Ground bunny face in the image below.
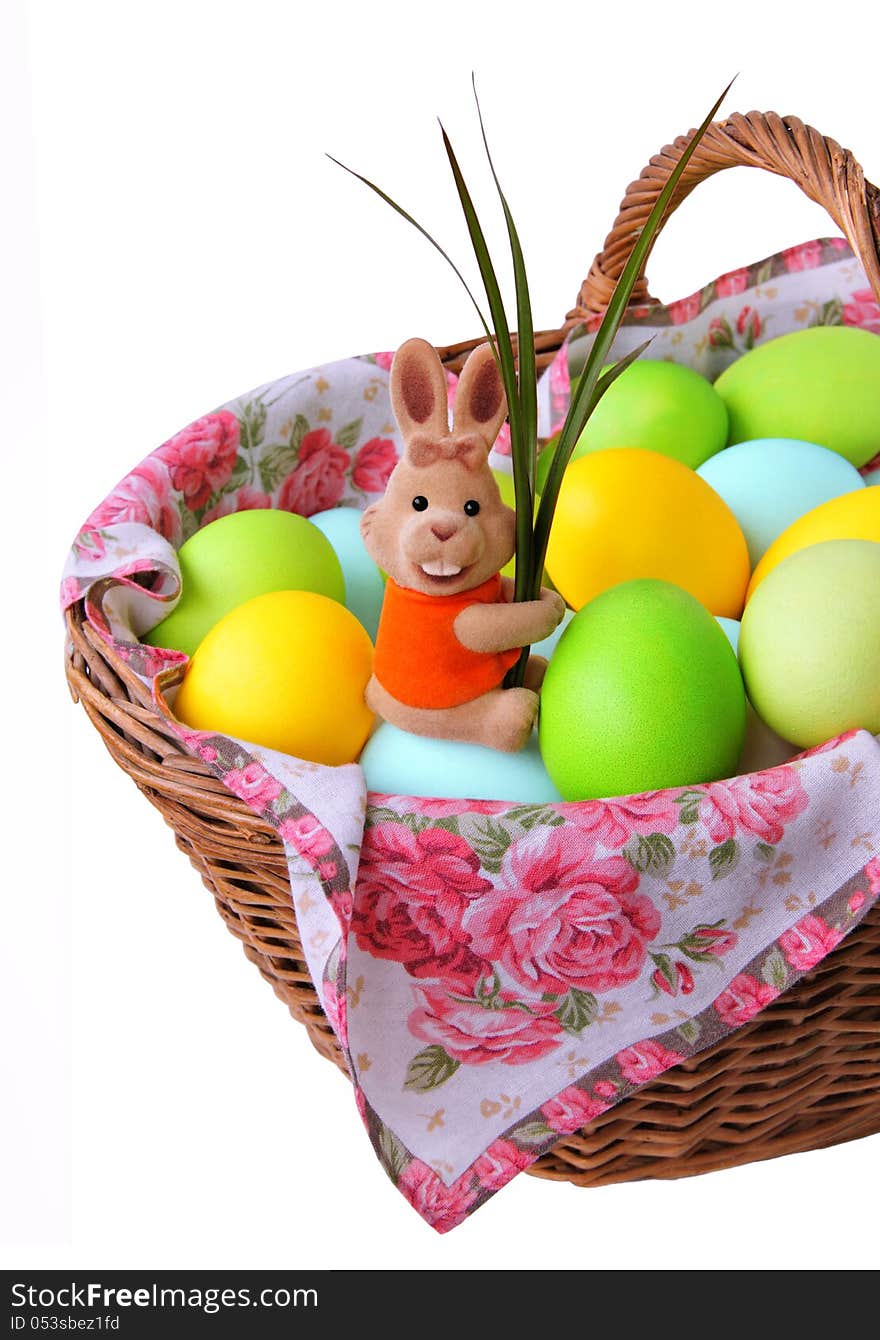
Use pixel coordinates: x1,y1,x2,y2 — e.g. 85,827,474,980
360,338,515,597
362,451,515,595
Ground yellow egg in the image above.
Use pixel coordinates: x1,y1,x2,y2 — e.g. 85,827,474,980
174,590,374,765
747,487,880,599
545,447,750,616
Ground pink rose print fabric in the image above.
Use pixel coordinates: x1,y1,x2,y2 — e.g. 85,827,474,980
844,288,880,335
352,437,399,492
278,428,351,515
347,743,877,1229
203,485,272,524
716,267,750,298
62,238,880,1232
409,987,564,1065
714,973,780,1027
697,768,808,845
616,1040,685,1085
353,824,491,990
463,829,657,996
84,457,183,550
542,1085,611,1133
157,410,240,511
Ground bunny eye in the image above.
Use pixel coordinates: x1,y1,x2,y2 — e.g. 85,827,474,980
463,499,480,517
412,495,429,512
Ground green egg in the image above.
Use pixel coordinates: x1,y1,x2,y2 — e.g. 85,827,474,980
145,508,344,656
739,539,880,747
539,579,746,800
714,327,880,468
535,439,557,493
570,360,728,469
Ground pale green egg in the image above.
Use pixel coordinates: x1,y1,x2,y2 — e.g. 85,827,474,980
739,539,880,747
714,327,880,468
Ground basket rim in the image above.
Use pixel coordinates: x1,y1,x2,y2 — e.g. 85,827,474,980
64,599,880,1190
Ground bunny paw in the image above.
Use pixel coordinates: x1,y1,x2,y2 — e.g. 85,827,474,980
536,588,567,639
483,688,539,753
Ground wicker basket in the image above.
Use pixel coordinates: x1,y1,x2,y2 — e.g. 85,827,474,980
65,111,880,1187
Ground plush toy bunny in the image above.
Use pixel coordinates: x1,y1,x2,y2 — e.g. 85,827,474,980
360,337,565,753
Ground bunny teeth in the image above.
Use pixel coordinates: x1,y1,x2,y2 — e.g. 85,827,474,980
420,559,463,578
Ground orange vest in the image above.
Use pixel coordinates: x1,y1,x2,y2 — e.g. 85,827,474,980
373,573,519,709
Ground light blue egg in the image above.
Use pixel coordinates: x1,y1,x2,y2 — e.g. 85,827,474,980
697,438,865,568
531,606,575,660
309,506,385,641
360,723,562,803
715,616,741,654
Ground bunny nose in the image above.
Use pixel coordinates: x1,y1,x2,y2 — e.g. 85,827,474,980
431,522,458,542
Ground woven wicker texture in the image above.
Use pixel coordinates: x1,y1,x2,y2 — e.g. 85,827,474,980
66,112,880,1186
571,110,880,321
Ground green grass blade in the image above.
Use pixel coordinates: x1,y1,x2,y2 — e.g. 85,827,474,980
531,337,653,582
437,127,518,400
474,76,535,546
531,80,733,595
570,80,732,425
438,124,533,599
327,153,493,345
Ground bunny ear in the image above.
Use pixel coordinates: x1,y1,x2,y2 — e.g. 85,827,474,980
390,338,450,443
452,343,507,449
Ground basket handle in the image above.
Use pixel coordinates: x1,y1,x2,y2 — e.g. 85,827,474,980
569,110,880,322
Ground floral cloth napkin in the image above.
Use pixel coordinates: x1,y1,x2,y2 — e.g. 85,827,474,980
63,239,880,1231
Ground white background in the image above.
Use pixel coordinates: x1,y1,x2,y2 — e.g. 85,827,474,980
4,0,879,1270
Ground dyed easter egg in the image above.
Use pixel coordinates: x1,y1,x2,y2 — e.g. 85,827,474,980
715,616,741,653
359,723,561,803
545,448,750,616
174,590,374,765
539,579,746,800
309,506,386,641
698,438,865,567
145,509,344,657
864,462,880,487
739,539,880,747
714,327,880,467
747,486,880,598
570,359,728,469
